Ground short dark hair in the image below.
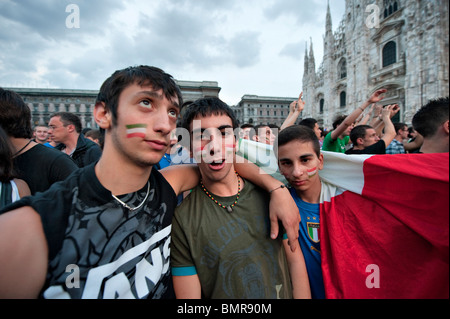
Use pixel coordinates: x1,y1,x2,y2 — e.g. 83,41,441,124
51,112,82,133
412,97,449,138
96,66,182,132
0,88,33,139
84,129,101,140
332,115,347,130
181,97,239,133
275,125,321,158
394,122,407,135
240,123,254,130
299,118,318,131
349,125,372,145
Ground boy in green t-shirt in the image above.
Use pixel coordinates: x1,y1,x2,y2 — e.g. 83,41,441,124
321,115,352,153
322,89,388,153
171,97,311,299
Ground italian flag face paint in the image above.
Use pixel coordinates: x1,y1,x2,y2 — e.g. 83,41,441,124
126,124,147,139
307,167,318,178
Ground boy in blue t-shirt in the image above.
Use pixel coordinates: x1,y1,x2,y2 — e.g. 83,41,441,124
275,125,326,299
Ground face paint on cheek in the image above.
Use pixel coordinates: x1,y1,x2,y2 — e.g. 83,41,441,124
224,144,235,163
193,145,209,162
307,167,318,178
126,124,147,139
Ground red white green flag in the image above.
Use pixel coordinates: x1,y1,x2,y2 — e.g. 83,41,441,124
319,152,449,299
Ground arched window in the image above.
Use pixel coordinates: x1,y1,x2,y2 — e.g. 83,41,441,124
382,41,397,67
338,58,347,79
319,99,325,114
340,91,346,108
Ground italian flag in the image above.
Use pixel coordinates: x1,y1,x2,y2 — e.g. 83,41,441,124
126,124,147,139
319,151,449,299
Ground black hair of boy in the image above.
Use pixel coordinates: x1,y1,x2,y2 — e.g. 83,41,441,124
180,97,239,133
412,97,449,138
96,66,183,133
275,125,321,158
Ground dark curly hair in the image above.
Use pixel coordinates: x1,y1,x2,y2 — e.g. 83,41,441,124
0,126,16,183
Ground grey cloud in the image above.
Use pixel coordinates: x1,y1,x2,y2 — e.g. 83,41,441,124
263,0,325,26
226,31,261,68
126,4,261,69
164,0,241,12
280,41,305,60
0,0,124,41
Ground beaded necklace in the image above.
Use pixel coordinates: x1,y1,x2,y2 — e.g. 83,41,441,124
200,171,241,213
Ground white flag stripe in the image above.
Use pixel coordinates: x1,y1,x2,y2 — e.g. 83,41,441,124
127,128,147,135
319,151,371,195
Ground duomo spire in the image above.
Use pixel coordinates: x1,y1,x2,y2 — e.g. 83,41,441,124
301,1,448,129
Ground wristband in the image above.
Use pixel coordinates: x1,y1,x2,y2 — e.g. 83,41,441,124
269,184,286,194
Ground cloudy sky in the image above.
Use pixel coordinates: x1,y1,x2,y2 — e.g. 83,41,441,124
0,0,345,105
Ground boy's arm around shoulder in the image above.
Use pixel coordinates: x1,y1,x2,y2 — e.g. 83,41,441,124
160,164,200,196
0,206,48,298
234,156,301,252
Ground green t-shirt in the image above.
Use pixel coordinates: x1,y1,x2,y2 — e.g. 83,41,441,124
171,180,293,299
322,131,350,153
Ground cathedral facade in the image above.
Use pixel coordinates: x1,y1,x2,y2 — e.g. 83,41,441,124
302,0,449,129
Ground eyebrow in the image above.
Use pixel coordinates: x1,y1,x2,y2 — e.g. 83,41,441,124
279,154,315,162
134,91,180,109
192,125,233,135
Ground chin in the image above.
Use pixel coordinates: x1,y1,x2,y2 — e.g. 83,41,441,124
133,155,163,168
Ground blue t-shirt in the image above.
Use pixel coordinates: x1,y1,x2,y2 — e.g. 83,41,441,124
289,187,325,299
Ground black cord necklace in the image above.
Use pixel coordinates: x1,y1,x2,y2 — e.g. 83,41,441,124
201,171,241,213
13,140,33,157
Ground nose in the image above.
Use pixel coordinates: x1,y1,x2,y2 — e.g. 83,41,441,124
207,130,223,155
292,163,305,178
152,109,173,136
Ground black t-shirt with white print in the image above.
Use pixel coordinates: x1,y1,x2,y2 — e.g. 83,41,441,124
0,163,177,299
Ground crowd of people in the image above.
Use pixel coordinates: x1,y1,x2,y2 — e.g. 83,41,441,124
0,64,448,299
237,88,442,157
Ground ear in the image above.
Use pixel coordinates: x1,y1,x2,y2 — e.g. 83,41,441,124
357,137,364,146
94,102,112,130
443,120,449,135
318,153,325,171
66,124,76,133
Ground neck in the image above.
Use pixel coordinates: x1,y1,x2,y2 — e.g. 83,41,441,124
10,137,35,156
62,133,80,154
202,168,241,197
296,180,322,204
420,139,449,154
395,135,403,142
95,145,152,196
